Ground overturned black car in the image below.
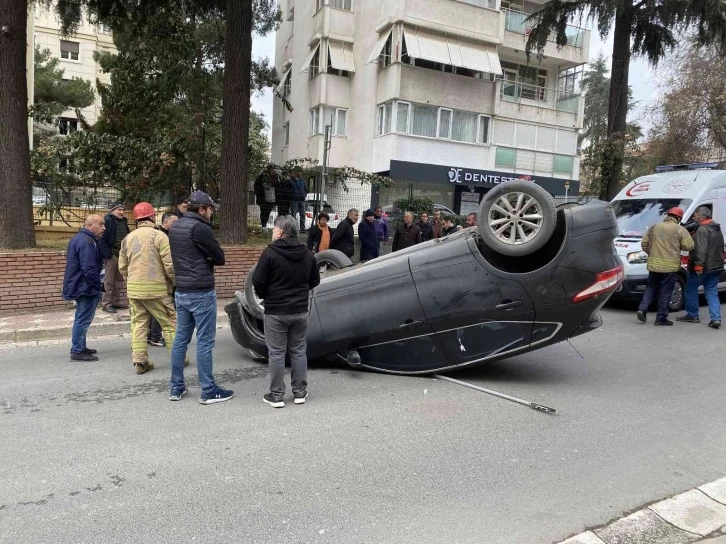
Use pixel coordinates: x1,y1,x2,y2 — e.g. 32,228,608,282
225,181,622,375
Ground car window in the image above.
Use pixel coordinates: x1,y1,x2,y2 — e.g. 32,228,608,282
359,336,447,372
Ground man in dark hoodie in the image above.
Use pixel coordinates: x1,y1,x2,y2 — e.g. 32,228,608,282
330,208,358,258
677,206,724,329
252,215,320,408
99,201,130,313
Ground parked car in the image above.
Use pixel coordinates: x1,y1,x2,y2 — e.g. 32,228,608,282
226,180,622,375
609,162,726,311
264,193,341,230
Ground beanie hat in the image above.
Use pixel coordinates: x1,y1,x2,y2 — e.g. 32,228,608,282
109,201,124,212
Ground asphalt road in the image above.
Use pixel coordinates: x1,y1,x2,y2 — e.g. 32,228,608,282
1,304,726,544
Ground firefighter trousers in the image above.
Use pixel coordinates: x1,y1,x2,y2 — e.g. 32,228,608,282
129,296,176,364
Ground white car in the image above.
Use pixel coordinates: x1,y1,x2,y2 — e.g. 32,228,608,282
265,193,341,230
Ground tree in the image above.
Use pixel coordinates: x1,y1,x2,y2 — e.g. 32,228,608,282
32,46,95,127
0,0,35,248
526,0,726,201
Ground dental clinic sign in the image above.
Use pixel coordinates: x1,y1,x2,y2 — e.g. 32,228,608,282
448,167,534,185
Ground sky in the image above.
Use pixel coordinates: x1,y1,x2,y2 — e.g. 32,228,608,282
250,24,660,138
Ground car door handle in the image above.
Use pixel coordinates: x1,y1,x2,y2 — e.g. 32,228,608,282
399,319,424,329
495,300,523,311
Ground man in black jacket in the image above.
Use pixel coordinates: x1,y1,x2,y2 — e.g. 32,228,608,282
168,191,233,404
677,206,724,328
253,215,320,408
99,201,129,313
392,211,422,252
330,208,358,258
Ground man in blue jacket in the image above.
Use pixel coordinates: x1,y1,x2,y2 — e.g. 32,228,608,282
98,201,129,313
62,215,106,362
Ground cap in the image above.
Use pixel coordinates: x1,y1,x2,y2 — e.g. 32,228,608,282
109,201,124,212
364,209,375,217
189,191,219,209
666,207,684,219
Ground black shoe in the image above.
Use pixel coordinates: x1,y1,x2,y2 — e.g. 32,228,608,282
708,320,722,329
83,347,97,355
148,338,165,347
263,393,285,408
654,319,674,326
102,305,117,314
71,351,99,362
169,388,188,401
676,315,700,323
112,304,129,310
294,392,308,405
636,310,646,323
199,386,234,405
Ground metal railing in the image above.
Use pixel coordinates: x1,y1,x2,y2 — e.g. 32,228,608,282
500,81,580,113
504,10,585,48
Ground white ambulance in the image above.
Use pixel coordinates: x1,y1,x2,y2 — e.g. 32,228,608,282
610,162,726,310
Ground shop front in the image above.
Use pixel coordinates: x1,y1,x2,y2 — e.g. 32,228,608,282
374,160,579,215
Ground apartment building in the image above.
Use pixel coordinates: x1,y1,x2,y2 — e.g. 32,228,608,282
31,3,115,134
272,0,589,215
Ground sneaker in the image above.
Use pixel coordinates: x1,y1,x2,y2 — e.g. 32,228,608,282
169,388,188,401
134,361,154,375
294,392,308,405
148,338,165,347
102,305,117,314
199,387,234,405
708,320,722,329
654,319,674,326
636,310,646,323
82,347,97,355
112,304,129,310
70,351,98,362
263,393,285,408
676,315,700,323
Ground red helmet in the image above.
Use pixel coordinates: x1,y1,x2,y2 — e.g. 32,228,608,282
666,207,684,219
133,202,155,221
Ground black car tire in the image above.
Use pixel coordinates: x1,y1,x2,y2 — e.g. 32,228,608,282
243,264,265,320
557,202,580,210
478,180,557,257
669,274,686,312
315,249,353,274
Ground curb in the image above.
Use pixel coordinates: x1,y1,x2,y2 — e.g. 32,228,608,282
559,477,726,543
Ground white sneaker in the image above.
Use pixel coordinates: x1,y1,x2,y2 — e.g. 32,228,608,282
293,392,308,405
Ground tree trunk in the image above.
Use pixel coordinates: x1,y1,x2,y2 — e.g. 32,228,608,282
602,0,633,201
218,0,252,245
0,1,36,248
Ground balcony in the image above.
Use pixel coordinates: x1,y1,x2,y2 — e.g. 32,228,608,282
496,81,583,128
312,4,355,41
502,10,589,66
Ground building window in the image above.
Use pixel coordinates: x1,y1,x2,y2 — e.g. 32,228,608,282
59,118,78,136
478,115,490,144
284,122,290,146
438,108,453,139
501,0,524,10
335,108,347,136
396,101,410,133
377,101,393,136
451,110,479,143
316,0,325,11
311,106,348,136
378,32,393,71
495,147,517,168
457,0,495,8
287,6,294,20
310,108,320,136
330,0,352,10
282,71,291,96
411,104,438,138
495,147,574,176
553,155,574,175
401,31,491,80
309,48,320,79
60,40,80,61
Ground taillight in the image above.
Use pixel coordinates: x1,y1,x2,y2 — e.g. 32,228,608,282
573,265,624,303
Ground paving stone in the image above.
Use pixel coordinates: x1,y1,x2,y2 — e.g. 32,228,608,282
15,326,62,342
700,478,726,506
0,330,16,343
560,531,606,544
650,489,726,536
595,508,699,544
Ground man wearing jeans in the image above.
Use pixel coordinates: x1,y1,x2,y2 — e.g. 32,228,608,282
678,206,725,329
168,191,233,404
636,208,694,326
252,215,320,408
62,215,105,362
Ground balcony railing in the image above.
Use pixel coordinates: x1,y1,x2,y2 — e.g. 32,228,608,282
504,10,585,48
500,81,580,113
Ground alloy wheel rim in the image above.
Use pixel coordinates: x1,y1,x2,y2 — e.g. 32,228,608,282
488,192,544,246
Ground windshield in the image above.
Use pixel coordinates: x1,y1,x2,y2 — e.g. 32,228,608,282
611,199,692,238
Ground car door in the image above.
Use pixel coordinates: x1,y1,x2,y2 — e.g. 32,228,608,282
409,237,535,368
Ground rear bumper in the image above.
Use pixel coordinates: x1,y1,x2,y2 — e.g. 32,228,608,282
610,275,650,301
570,312,603,338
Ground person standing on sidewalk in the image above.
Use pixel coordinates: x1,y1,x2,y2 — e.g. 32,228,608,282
168,191,233,404
392,212,422,252
62,215,105,362
306,212,333,254
252,215,320,408
677,206,724,329
373,206,389,250
636,207,694,326
418,211,433,242
118,203,178,375
431,209,444,239
148,212,179,347
331,208,358,259
254,165,279,230
173,198,189,219
290,170,308,233
358,209,379,262
99,201,129,314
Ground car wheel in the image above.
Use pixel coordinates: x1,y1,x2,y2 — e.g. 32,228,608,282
478,180,557,257
315,249,353,275
557,202,580,210
243,264,265,320
669,275,686,312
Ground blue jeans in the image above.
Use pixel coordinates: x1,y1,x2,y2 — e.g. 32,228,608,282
71,293,101,353
638,272,677,322
685,270,722,322
170,291,218,395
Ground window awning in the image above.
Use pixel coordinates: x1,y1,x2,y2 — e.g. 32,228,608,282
366,28,393,64
275,68,291,94
299,43,321,74
328,41,356,72
402,27,502,75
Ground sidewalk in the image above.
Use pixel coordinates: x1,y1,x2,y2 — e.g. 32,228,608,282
0,299,232,346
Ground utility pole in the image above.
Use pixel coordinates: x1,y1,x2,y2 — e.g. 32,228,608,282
319,116,333,217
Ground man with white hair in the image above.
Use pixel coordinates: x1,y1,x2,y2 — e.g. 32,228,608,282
392,211,422,252
330,208,359,258
252,215,320,408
